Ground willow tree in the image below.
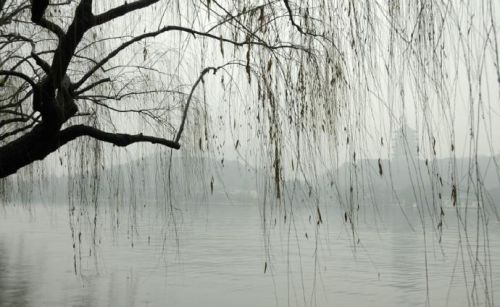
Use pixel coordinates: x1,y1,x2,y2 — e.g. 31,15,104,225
1,0,498,204
0,0,340,180
1,0,499,304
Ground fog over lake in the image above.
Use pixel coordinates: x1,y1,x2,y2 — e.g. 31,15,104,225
2,199,499,307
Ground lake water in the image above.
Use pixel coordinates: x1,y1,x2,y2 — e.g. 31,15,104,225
0,201,499,307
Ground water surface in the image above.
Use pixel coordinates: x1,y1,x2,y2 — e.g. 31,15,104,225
0,202,499,306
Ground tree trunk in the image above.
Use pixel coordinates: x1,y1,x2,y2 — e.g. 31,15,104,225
0,124,65,178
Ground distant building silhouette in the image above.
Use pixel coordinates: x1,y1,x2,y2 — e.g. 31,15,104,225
390,122,419,201
391,122,418,163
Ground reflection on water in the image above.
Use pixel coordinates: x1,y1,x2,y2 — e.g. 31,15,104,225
0,202,499,307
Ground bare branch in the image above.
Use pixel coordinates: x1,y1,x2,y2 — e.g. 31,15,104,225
0,3,29,25
282,0,307,35
77,89,187,101
73,25,305,90
175,63,239,143
0,70,37,88
0,116,31,129
74,77,111,95
0,89,32,111
0,115,40,142
31,51,51,74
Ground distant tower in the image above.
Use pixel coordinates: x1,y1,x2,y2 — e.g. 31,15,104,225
390,119,419,202
391,121,418,163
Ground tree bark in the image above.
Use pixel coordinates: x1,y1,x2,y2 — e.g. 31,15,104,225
0,124,65,178
0,124,180,178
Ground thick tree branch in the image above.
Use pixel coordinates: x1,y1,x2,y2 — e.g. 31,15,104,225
36,18,65,38
93,0,159,26
0,123,56,178
60,125,180,149
50,0,94,87
0,122,179,178
30,0,49,23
